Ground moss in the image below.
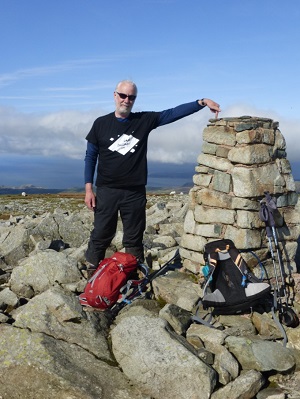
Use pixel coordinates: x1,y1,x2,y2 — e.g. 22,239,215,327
155,296,167,308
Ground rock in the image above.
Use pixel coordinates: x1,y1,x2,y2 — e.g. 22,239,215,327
256,387,286,399
218,314,257,336
1,190,300,398
0,225,30,265
152,271,202,311
187,324,228,346
251,311,284,340
211,344,239,385
152,234,177,248
111,307,217,399
267,370,300,398
12,286,112,360
211,369,265,399
10,250,85,297
0,287,19,310
159,303,192,335
0,324,146,399
225,336,295,372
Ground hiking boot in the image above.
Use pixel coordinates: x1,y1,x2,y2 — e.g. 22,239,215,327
145,252,153,268
82,262,97,279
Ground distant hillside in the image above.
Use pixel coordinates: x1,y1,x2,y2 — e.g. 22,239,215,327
0,185,191,195
1,175,298,196
0,186,84,195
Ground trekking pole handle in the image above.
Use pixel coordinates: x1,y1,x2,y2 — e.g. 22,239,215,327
259,203,269,223
259,203,275,238
264,191,277,227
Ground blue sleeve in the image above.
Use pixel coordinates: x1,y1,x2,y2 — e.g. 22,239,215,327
158,100,204,126
84,142,98,184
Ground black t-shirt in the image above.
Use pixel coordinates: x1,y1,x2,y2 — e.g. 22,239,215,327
86,111,160,187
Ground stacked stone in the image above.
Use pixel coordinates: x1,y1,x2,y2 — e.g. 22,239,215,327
180,116,300,277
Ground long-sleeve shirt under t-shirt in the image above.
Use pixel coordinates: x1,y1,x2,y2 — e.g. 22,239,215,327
85,100,203,188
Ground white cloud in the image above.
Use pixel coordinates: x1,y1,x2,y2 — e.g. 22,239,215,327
0,106,100,159
148,104,300,164
0,103,299,168
224,103,300,162
148,111,208,163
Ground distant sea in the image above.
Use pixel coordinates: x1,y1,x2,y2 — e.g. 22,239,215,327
1,161,299,195
147,176,192,190
0,163,195,195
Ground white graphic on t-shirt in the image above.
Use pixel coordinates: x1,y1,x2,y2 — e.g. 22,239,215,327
108,134,139,155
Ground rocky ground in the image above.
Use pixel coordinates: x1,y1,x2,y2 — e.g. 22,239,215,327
0,191,189,218
1,192,300,399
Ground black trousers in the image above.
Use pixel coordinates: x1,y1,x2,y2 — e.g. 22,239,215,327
85,185,146,266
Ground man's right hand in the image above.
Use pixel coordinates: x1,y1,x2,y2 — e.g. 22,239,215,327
85,183,96,210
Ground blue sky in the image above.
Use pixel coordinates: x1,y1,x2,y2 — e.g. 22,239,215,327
1,0,300,188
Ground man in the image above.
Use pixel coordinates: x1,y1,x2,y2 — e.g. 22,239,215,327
84,79,220,274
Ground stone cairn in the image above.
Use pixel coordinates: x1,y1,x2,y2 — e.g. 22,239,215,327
180,116,300,283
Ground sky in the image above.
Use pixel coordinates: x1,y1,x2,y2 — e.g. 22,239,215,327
1,0,300,188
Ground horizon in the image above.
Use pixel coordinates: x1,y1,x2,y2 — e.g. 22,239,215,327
1,160,300,191
0,161,196,190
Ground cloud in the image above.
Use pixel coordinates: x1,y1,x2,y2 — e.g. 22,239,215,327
148,111,208,163
1,102,299,188
148,104,300,164
224,103,300,161
0,102,299,167
0,104,210,165
0,106,100,159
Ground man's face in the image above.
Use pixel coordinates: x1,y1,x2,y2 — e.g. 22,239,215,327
114,83,137,118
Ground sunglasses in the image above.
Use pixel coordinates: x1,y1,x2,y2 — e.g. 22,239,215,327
115,91,136,101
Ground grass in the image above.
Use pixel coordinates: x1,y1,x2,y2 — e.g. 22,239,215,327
0,192,187,220
0,193,86,219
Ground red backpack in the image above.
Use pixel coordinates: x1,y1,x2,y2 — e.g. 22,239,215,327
79,252,138,310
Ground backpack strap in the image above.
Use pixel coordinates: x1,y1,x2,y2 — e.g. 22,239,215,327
208,251,218,267
215,244,230,253
191,300,217,329
118,263,150,304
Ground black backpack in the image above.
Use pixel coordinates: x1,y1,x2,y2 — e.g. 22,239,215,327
200,239,272,315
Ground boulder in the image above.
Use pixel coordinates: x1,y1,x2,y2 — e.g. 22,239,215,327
111,306,217,399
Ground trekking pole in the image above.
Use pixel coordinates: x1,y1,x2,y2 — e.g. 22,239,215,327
111,249,182,316
259,191,299,328
259,196,283,296
263,192,288,298
147,249,181,283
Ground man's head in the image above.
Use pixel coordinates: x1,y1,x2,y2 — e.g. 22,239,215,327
114,80,138,118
